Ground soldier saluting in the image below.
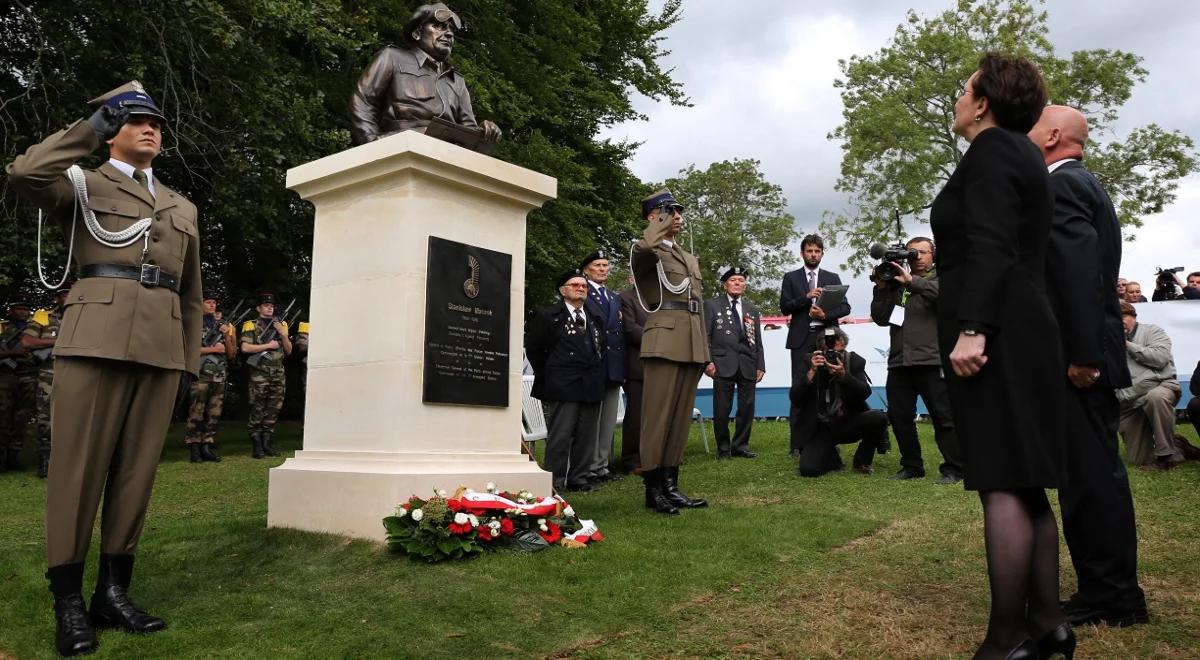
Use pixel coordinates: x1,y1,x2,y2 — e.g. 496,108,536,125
7,82,203,656
240,293,292,458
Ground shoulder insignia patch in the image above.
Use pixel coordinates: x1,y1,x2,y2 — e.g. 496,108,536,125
242,320,257,332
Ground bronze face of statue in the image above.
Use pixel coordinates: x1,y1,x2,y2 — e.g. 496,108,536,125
349,3,501,149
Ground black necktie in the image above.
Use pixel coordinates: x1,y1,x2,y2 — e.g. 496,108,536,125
730,299,741,334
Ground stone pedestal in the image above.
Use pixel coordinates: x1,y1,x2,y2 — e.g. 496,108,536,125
268,131,556,541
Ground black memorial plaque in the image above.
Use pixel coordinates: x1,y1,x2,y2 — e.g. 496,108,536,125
422,236,512,407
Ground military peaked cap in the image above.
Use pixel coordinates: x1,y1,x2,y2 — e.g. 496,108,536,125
6,301,32,310
88,81,166,123
641,188,684,218
258,293,277,305
202,289,220,301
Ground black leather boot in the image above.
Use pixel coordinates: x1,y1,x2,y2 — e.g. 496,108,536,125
642,469,678,515
251,432,265,459
90,554,165,633
6,447,24,470
198,443,222,462
662,466,708,508
47,562,98,656
188,443,203,463
38,449,51,478
261,432,280,457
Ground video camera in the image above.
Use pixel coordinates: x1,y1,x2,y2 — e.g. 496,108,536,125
868,242,917,282
1155,266,1184,298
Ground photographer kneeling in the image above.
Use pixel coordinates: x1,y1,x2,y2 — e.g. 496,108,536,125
792,328,888,477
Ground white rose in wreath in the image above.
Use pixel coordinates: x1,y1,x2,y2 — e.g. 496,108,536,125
454,512,469,525
411,508,424,522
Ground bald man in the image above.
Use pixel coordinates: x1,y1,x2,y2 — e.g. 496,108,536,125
1029,106,1148,627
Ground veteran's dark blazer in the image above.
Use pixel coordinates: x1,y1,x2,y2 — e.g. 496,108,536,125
584,282,626,384
703,295,765,380
524,301,606,403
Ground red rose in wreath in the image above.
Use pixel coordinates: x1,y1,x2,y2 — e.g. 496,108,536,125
538,522,562,544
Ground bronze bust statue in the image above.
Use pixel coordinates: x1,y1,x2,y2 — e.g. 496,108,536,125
349,3,502,150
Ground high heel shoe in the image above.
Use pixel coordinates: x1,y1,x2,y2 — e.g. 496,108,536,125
1037,622,1076,659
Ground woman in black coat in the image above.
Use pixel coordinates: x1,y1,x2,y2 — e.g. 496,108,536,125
931,54,1071,660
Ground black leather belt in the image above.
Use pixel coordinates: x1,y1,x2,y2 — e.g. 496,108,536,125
80,264,181,293
659,299,701,314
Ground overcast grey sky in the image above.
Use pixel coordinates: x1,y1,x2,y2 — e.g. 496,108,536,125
600,0,1200,314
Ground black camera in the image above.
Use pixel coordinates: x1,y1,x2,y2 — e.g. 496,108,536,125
868,243,918,281
1155,266,1184,297
823,350,841,366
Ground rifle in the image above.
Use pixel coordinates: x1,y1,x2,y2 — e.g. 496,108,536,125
0,326,26,370
245,299,296,368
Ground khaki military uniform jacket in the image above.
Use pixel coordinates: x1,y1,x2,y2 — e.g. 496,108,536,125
630,217,709,365
6,120,203,376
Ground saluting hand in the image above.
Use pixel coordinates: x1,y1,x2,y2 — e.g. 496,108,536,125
950,332,988,378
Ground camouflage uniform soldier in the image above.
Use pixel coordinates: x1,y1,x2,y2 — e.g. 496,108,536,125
0,301,38,472
21,287,71,477
185,290,237,463
240,293,291,458
294,321,310,390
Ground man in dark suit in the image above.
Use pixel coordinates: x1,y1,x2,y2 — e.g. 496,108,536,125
1030,105,1148,627
704,267,765,458
8,82,203,656
524,270,606,493
580,250,626,485
792,328,887,477
780,234,851,455
618,280,647,474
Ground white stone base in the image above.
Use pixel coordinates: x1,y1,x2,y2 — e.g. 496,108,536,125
267,449,551,542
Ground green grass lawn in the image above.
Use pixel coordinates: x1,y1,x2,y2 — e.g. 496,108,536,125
1,420,1198,658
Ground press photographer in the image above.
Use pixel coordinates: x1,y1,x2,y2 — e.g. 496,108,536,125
1150,268,1200,301
792,328,888,477
870,237,963,484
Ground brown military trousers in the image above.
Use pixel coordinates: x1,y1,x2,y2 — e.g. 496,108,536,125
639,358,702,471
47,357,180,567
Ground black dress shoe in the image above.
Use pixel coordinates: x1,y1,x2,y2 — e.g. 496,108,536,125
1066,603,1149,628
642,469,679,515
188,444,203,463
54,593,99,656
852,464,873,475
731,450,758,458
889,468,925,480
1036,623,1076,659
876,435,891,455
199,444,222,462
1002,639,1037,659
934,472,963,485
89,554,165,634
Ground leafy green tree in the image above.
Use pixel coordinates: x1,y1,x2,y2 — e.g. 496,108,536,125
0,0,686,312
823,0,1198,272
657,159,798,314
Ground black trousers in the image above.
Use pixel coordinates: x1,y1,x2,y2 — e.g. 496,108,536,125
798,410,888,477
712,371,757,454
885,365,963,476
788,344,818,453
618,378,643,472
1188,396,1200,439
1058,385,1146,611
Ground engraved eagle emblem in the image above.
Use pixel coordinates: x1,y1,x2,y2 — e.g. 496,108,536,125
463,254,481,299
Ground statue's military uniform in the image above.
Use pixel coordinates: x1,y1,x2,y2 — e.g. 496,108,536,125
0,313,37,469
23,306,65,472
185,313,234,452
241,317,288,445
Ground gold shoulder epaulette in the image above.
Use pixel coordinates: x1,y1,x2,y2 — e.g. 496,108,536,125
298,322,310,333
241,320,257,332
32,309,51,326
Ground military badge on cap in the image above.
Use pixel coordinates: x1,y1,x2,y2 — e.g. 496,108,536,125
556,269,585,289
721,266,750,282
258,292,276,305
